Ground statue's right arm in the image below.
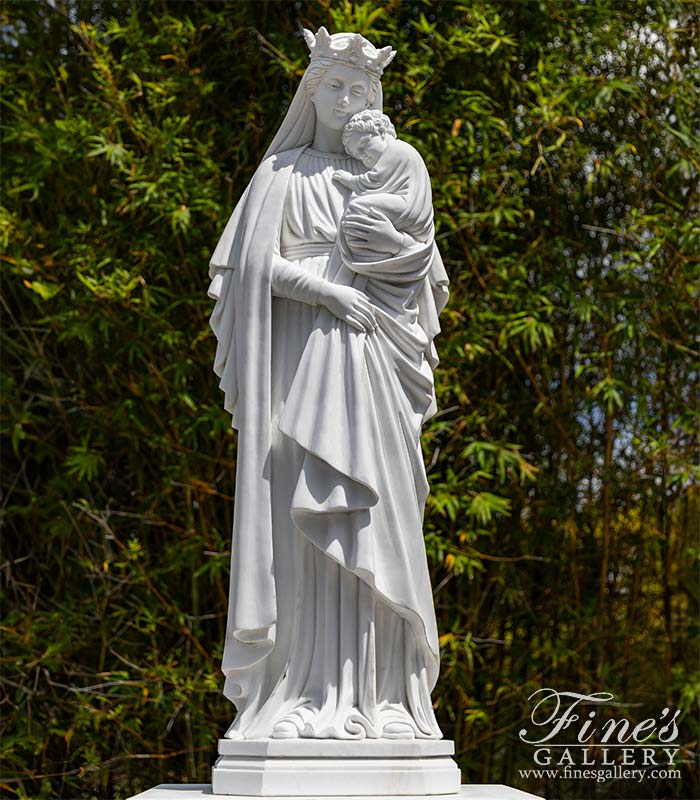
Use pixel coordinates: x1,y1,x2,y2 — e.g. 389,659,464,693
207,253,328,306
271,255,328,306
271,256,377,332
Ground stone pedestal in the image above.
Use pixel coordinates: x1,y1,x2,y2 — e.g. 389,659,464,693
211,739,460,796
128,785,543,799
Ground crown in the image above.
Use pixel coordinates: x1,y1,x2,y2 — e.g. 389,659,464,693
302,27,396,78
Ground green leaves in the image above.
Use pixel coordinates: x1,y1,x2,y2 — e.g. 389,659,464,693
590,375,626,414
498,310,555,353
171,203,191,234
466,491,512,525
77,268,143,302
65,439,104,482
87,133,131,169
25,280,63,300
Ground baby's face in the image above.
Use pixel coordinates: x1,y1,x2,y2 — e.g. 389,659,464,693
345,131,388,168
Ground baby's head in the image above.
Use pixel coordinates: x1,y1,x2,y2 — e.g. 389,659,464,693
342,110,397,168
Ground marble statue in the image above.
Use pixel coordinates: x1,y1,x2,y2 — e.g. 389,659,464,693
207,26,449,748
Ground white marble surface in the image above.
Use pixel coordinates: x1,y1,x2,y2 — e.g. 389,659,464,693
128,785,543,800
211,739,461,795
207,25,450,742
217,738,454,756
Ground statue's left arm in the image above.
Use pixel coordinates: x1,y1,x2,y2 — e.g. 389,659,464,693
343,206,425,259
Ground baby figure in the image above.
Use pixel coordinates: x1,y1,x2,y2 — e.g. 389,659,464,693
333,110,428,262
335,109,400,185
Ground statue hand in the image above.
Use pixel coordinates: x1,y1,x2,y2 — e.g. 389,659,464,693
343,207,403,258
332,170,356,189
320,283,377,332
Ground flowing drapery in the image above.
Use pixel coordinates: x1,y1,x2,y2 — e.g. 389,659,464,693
208,143,448,736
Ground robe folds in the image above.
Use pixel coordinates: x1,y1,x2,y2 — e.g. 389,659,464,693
208,144,449,738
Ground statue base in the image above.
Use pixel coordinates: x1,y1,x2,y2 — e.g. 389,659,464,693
212,738,460,795
127,784,543,799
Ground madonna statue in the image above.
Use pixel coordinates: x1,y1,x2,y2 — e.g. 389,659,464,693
207,27,449,746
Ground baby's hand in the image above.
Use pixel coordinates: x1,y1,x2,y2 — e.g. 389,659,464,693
332,170,356,189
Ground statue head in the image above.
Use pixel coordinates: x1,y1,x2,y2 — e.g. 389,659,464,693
302,28,396,133
263,27,396,159
341,109,397,167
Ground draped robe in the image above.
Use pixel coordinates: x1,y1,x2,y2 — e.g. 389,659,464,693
208,143,449,739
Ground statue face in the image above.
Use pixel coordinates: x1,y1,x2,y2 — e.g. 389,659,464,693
344,131,388,168
311,64,371,131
